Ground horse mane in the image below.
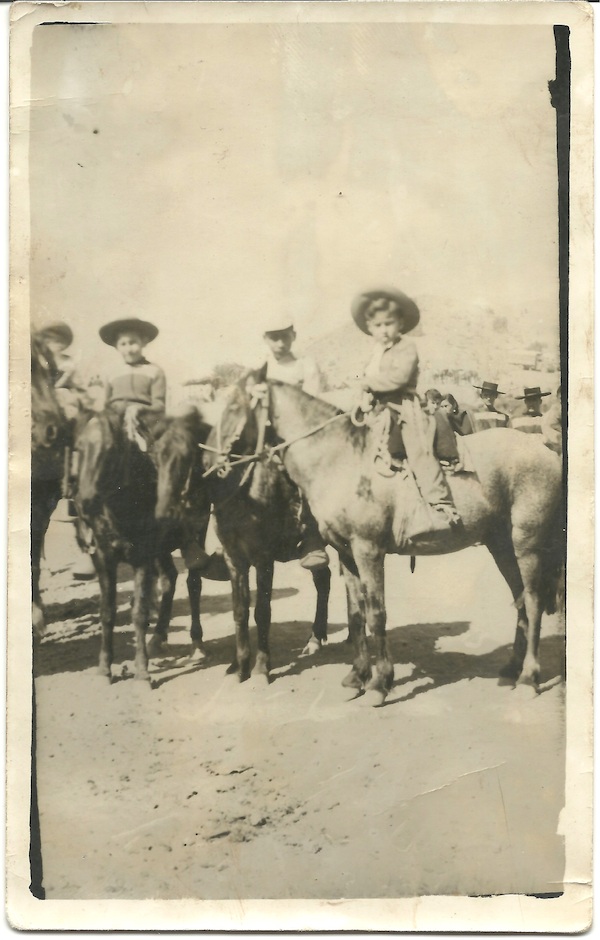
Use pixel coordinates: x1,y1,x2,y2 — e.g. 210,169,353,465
154,407,212,452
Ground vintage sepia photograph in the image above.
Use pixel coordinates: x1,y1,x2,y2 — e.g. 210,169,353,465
7,0,593,931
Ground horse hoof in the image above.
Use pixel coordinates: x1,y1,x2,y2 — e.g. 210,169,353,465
147,637,167,659
361,688,387,708
516,673,540,694
96,671,113,685
225,662,238,676
300,636,321,657
341,670,363,690
189,645,208,663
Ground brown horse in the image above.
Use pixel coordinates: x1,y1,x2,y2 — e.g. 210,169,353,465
74,409,205,683
154,393,331,684
267,381,565,705
31,333,69,637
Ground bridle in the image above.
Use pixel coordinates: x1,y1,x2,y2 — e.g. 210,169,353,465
197,395,352,482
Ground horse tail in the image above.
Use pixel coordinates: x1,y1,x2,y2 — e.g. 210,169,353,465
539,499,566,616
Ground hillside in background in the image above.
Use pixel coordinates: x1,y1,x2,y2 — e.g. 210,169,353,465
302,294,560,406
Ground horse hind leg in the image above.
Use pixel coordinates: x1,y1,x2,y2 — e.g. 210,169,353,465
512,544,544,689
226,560,251,682
252,562,274,683
485,529,533,685
148,554,178,658
131,564,154,683
186,568,208,660
301,565,331,656
96,554,117,683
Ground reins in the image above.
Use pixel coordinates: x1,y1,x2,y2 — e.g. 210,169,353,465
197,408,352,480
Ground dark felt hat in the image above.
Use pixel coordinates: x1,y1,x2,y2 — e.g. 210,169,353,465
38,320,74,348
515,386,551,400
473,381,505,396
99,317,159,347
351,287,420,335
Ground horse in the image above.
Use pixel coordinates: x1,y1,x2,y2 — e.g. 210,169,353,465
266,380,565,705
153,391,331,684
74,408,205,683
31,333,69,638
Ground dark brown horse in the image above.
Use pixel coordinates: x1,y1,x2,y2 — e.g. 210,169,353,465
74,409,206,683
267,381,565,705
31,333,69,637
154,393,331,684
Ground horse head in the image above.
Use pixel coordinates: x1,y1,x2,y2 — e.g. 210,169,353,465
74,411,122,520
205,383,259,472
31,333,69,480
152,408,211,524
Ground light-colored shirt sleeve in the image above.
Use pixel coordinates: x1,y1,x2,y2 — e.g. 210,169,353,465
301,356,323,397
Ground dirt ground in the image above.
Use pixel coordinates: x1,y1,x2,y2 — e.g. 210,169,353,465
33,514,566,901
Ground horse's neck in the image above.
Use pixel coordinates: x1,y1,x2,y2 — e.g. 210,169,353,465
269,383,339,439
268,383,354,491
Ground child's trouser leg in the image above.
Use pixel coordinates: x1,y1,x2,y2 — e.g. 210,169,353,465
399,401,460,526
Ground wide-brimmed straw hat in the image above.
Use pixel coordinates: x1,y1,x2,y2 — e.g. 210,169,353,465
99,317,159,347
351,287,420,335
473,381,505,396
38,320,74,348
515,386,551,400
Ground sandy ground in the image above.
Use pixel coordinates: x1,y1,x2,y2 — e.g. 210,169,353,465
33,515,566,901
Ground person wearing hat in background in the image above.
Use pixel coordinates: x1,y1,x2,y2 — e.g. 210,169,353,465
512,386,551,420
35,320,97,578
471,381,510,431
36,320,90,419
250,315,329,571
353,287,460,534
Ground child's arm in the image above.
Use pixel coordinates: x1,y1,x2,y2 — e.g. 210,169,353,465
302,357,323,397
147,365,167,413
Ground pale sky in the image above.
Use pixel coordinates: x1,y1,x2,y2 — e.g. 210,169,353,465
29,20,560,382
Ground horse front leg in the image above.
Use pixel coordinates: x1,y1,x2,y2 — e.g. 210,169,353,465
95,551,116,682
148,553,177,657
301,566,331,655
225,556,251,682
340,555,371,693
353,541,392,706
253,561,274,683
187,568,207,659
131,563,154,682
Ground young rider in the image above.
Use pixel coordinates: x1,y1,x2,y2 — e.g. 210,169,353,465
352,287,460,534
251,315,329,570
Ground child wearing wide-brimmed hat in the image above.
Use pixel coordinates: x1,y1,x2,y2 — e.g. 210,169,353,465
352,287,460,535
99,317,166,418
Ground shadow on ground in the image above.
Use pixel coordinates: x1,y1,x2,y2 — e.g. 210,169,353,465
34,585,299,678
